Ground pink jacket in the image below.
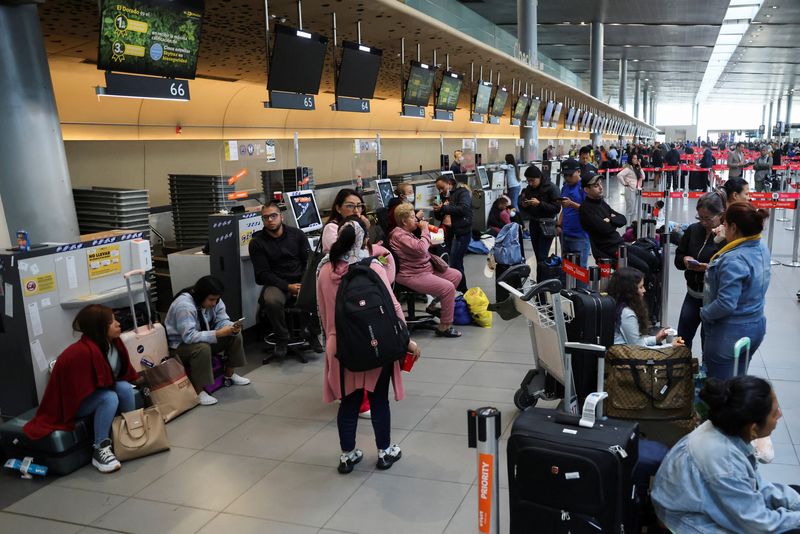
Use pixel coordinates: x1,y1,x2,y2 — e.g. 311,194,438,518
316,259,406,402
388,226,434,279
616,167,644,190
321,222,396,283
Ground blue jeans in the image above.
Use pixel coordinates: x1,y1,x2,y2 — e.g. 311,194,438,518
678,294,704,351
75,381,135,446
449,232,471,292
507,185,521,211
529,222,555,264
702,318,766,380
561,234,591,288
338,365,392,452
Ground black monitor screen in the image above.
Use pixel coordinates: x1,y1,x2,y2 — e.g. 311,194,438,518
404,61,435,107
97,0,204,79
473,82,492,115
526,98,541,122
287,191,322,232
375,179,394,208
512,95,529,120
268,24,328,94
581,111,592,130
436,71,463,111
337,40,382,99
565,107,576,129
571,109,581,129
542,101,555,125
477,166,490,189
550,102,563,127
490,88,509,117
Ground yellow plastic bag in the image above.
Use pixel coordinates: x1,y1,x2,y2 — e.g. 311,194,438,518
464,287,493,328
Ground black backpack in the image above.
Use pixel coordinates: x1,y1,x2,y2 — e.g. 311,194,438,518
334,258,410,374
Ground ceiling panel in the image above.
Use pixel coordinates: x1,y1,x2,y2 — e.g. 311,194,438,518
537,24,720,48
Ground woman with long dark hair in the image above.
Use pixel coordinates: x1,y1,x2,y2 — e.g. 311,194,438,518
165,275,250,406
499,154,521,210
24,304,139,473
607,267,683,347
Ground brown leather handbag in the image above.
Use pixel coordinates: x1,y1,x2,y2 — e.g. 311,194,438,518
111,406,170,462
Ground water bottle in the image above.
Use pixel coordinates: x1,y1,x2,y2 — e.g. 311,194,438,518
356,175,363,192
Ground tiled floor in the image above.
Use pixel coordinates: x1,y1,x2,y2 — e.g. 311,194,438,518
2,176,800,533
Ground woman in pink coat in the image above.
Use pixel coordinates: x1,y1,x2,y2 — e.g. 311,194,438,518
389,203,462,338
317,217,421,474
616,153,645,224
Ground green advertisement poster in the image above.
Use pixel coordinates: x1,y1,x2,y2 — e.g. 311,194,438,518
98,0,204,79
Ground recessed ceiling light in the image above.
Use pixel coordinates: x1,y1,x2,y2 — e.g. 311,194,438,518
580,21,586,25
772,5,778,8
765,13,771,17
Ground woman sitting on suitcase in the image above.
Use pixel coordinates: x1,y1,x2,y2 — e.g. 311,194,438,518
652,376,800,533
164,275,250,407
607,267,684,347
24,304,139,473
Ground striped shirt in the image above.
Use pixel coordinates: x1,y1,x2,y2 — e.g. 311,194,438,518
164,292,233,349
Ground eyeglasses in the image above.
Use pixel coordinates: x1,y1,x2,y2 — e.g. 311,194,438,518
342,202,366,211
262,213,281,221
695,215,718,222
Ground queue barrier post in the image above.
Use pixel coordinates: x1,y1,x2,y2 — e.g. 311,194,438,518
767,207,781,266
776,168,790,222
660,188,670,328
467,407,502,534
784,200,800,268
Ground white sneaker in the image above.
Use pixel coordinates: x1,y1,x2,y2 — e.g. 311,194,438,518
228,373,251,386
198,391,218,406
358,410,372,419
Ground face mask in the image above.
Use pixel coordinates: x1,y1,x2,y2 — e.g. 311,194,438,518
509,209,517,218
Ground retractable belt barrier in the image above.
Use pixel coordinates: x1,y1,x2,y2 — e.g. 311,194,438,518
468,407,502,534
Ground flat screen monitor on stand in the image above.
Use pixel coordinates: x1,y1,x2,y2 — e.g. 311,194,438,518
374,178,395,208
283,190,323,248
476,166,490,190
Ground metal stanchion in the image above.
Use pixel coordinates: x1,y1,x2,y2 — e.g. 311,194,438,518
467,407,502,534
565,252,579,290
588,265,601,292
597,258,612,292
787,171,797,231
776,169,790,222
618,244,628,268
660,189,670,328
767,211,780,266
783,201,800,268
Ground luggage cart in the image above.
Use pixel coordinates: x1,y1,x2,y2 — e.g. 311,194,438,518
498,278,606,414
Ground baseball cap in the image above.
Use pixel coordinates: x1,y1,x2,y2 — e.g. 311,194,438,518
581,172,601,188
561,158,580,175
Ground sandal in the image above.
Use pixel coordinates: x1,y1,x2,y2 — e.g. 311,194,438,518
435,326,462,338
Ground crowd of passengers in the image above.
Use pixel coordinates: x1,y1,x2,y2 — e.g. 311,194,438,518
25,139,800,531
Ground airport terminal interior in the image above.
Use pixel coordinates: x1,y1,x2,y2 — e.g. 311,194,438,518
2,0,800,533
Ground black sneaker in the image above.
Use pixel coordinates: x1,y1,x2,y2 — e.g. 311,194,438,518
338,448,363,474
92,438,121,473
376,444,402,470
308,335,324,353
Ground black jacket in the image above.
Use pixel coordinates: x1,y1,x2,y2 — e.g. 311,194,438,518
248,225,310,292
664,149,681,166
435,185,473,236
674,222,721,293
651,148,663,167
519,176,560,220
579,196,627,259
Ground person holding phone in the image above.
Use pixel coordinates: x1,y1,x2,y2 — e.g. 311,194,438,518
674,193,724,351
557,159,591,279
165,275,250,406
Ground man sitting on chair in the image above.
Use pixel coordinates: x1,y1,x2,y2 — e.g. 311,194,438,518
249,201,323,359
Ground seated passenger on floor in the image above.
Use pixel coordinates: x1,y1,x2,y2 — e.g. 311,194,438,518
164,275,250,406
389,203,462,338
249,201,323,359
607,267,683,347
652,376,800,533
24,304,139,473
486,196,512,237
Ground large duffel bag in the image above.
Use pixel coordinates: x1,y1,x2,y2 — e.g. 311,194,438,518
605,344,697,421
508,407,639,533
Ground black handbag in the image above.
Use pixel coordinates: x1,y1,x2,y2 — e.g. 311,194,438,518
294,240,324,313
537,218,558,238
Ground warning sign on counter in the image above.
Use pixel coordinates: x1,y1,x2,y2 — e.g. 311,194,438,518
87,244,122,279
22,273,57,296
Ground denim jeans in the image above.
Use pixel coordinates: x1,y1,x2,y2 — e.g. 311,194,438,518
561,235,591,288
677,293,704,351
75,381,136,446
449,232,471,292
529,222,555,264
507,185,521,211
702,317,766,380
337,365,392,452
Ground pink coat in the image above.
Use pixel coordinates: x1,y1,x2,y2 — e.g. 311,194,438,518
388,226,434,278
321,222,396,283
316,259,406,402
616,166,644,190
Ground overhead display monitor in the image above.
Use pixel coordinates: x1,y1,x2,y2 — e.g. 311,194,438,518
473,81,493,115
565,107,576,129
581,111,592,130
97,0,204,79
541,100,555,126
490,88,509,117
284,190,323,233
336,40,382,99
435,71,463,111
404,61,436,107
374,179,394,208
571,109,582,129
268,24,328,94
512,94,530,120
526,98,541,122
550,102,564,128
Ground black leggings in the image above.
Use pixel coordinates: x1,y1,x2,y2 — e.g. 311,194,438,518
337,365,392,452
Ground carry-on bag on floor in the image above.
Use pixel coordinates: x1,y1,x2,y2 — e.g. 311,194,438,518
561,288,616,402
120,269,168,373
203,355,226,394
507,405,639,533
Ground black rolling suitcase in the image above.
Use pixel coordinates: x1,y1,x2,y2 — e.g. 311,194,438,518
508,407,639,533
561,288,616,401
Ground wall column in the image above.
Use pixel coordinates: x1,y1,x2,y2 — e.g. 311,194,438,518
590,21,604,146
618,58,627,112
517,0,538,161
0,2,79,245
642,84,649,124
768,100,774,141
785,91,793,140
634,72,641,119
